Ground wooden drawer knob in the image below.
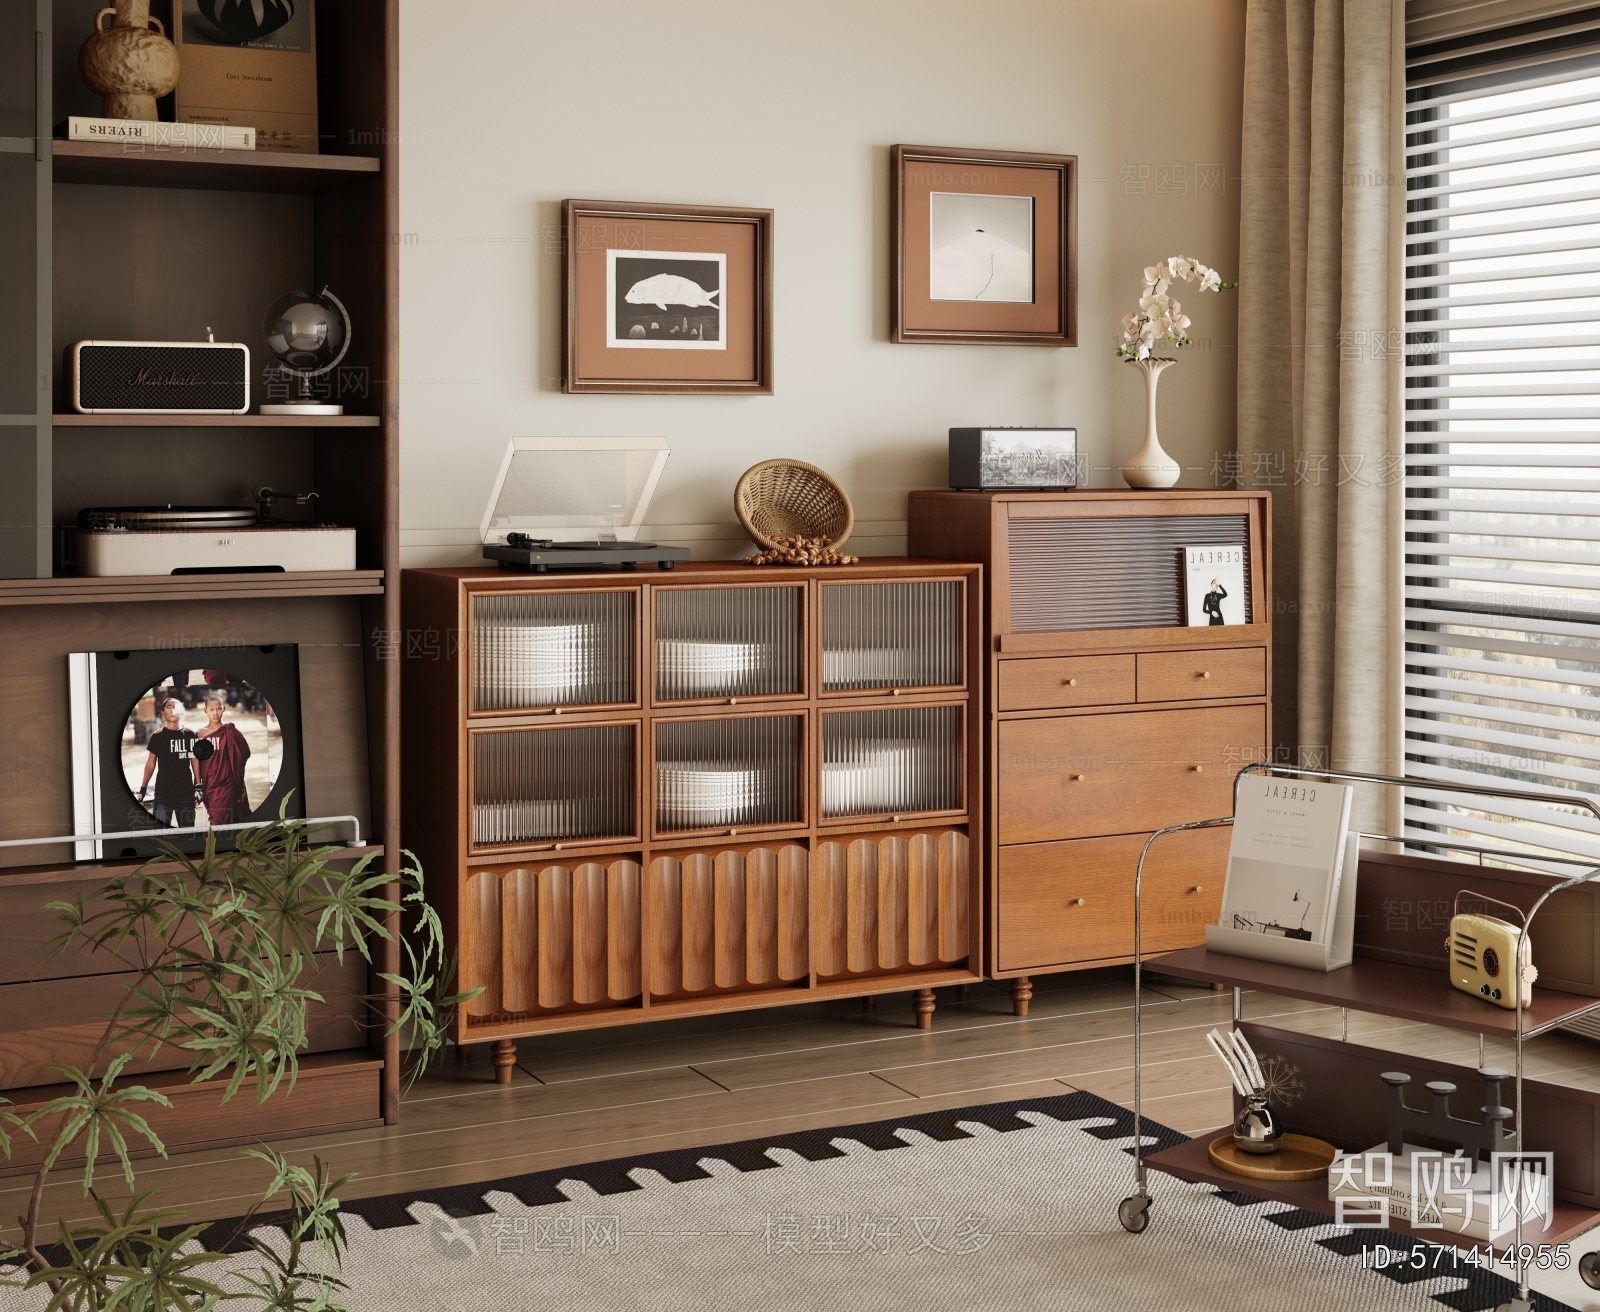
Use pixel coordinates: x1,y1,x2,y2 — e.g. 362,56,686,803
1191,885,1204,894
1074,773,1087,782
553,706,564,715
1073,897,1086,906
890,688,902,696
554,843,564,851
729,828,739,837
729,697,739,705
1193,764,1204,773
1062,677,1077,686
1200,671,1211,680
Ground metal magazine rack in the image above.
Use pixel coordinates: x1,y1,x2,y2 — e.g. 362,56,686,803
1117,763,1600,1312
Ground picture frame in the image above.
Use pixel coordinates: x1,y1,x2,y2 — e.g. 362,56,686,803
890,144,1077,346
563,199,774,394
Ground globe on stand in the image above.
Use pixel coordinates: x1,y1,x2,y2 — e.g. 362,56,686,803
260,287,351,416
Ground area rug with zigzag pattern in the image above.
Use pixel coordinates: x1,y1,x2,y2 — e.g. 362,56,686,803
4,1090,1592,1311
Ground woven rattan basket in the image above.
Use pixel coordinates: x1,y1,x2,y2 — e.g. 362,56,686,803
734,459,854,550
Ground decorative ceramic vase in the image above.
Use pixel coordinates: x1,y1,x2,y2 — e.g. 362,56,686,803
80,0,181,123
1232,1094,1282,1155
1120,357,1182,489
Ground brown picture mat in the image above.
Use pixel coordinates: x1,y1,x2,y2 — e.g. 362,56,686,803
892,144,1076,346
564,200,773,394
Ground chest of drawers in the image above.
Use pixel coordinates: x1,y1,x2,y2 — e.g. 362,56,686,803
908,490,1271,1013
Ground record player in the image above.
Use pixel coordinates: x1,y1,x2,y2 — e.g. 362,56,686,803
479,436,690,572
67,495,356,577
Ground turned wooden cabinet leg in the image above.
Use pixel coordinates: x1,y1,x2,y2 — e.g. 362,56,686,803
1011,976,1033,1017
914,988,936,1030
491,1039,517,1085
957,983,970,1001
861,994,877,1012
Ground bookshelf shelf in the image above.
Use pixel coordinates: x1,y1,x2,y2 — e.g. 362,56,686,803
51,140,380,192
0,570,385,607
1146,944,1600,1038
53,413,381,428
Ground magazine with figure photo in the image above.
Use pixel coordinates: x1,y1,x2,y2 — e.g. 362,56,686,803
68,645,304,860
1184,544,1247,626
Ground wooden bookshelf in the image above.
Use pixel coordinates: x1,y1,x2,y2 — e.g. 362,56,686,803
0,0,403,1148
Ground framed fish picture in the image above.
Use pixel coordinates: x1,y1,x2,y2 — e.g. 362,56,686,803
564,199,773,393
890,145,1077,347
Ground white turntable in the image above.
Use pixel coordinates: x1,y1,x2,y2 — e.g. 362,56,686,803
70,503,356,577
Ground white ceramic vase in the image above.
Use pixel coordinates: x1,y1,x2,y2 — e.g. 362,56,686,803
1120,356,1181,489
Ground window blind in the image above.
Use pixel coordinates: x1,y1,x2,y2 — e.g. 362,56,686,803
1405,13,1600,864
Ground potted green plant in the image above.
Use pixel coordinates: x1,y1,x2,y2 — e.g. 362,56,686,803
0,813,474,1310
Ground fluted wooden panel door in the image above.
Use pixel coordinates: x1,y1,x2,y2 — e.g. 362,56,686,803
812,831,970,978
462,862,642,1021
647,845,809,997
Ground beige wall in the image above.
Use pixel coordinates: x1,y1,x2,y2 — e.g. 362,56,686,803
399,0,1245,566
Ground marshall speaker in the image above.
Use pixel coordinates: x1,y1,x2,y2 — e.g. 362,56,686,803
68,339,250,414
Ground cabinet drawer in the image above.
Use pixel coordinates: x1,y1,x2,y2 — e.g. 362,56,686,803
997,655,1135,711
1137,646,1264,702
996,828,1228,972
996,704,1264,845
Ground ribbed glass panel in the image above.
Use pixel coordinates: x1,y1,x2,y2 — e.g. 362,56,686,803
472,591,634,711
656,716,802,830
472,725,635,846
820,706,962,819
821,581,961,690
655,586,801,699
1007,515,1251,632
1404,52,1600,861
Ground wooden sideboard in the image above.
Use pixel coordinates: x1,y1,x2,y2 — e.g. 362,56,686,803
908,490,1271,1013
402,561,983,1080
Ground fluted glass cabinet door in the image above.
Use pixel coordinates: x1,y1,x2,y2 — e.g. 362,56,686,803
654,583,803,701
820,704,963,820
655,714,804,833
472,590,635,712
820,580,962,692
472,723,637,848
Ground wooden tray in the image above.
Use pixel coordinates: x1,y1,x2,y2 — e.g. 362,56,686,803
1207,1132,1336,1182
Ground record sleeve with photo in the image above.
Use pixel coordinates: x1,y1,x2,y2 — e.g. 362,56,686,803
69,645,304,858
1183,543,1247,626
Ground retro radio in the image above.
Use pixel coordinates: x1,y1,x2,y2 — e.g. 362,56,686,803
1446,890,1537,1010
67,337,250,414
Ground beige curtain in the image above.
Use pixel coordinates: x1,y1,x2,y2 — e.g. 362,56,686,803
1236,0,1406,831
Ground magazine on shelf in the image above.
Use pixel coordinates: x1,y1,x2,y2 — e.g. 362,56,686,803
1183,544,1247,626
1205,777,1356,971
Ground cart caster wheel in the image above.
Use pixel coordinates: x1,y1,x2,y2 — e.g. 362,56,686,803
1118,1195,1151,1233
1580,1250,1600,1289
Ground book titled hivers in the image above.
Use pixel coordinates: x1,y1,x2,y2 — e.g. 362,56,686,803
67,116,255,150
1205,775,1358,972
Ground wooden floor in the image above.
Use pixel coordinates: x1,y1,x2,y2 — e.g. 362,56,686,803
8,966,1600,1232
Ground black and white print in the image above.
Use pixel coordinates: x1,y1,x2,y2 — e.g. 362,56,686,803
607,250,727,350
929,192,1034,303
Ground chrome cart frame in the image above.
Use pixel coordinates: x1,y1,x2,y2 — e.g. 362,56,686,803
1117,763,1600,1312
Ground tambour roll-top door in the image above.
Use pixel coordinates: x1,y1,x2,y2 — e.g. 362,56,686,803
1007,514,1251,632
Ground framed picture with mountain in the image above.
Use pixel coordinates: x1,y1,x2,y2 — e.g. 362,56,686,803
891,144,1077,346
563,199,774,394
